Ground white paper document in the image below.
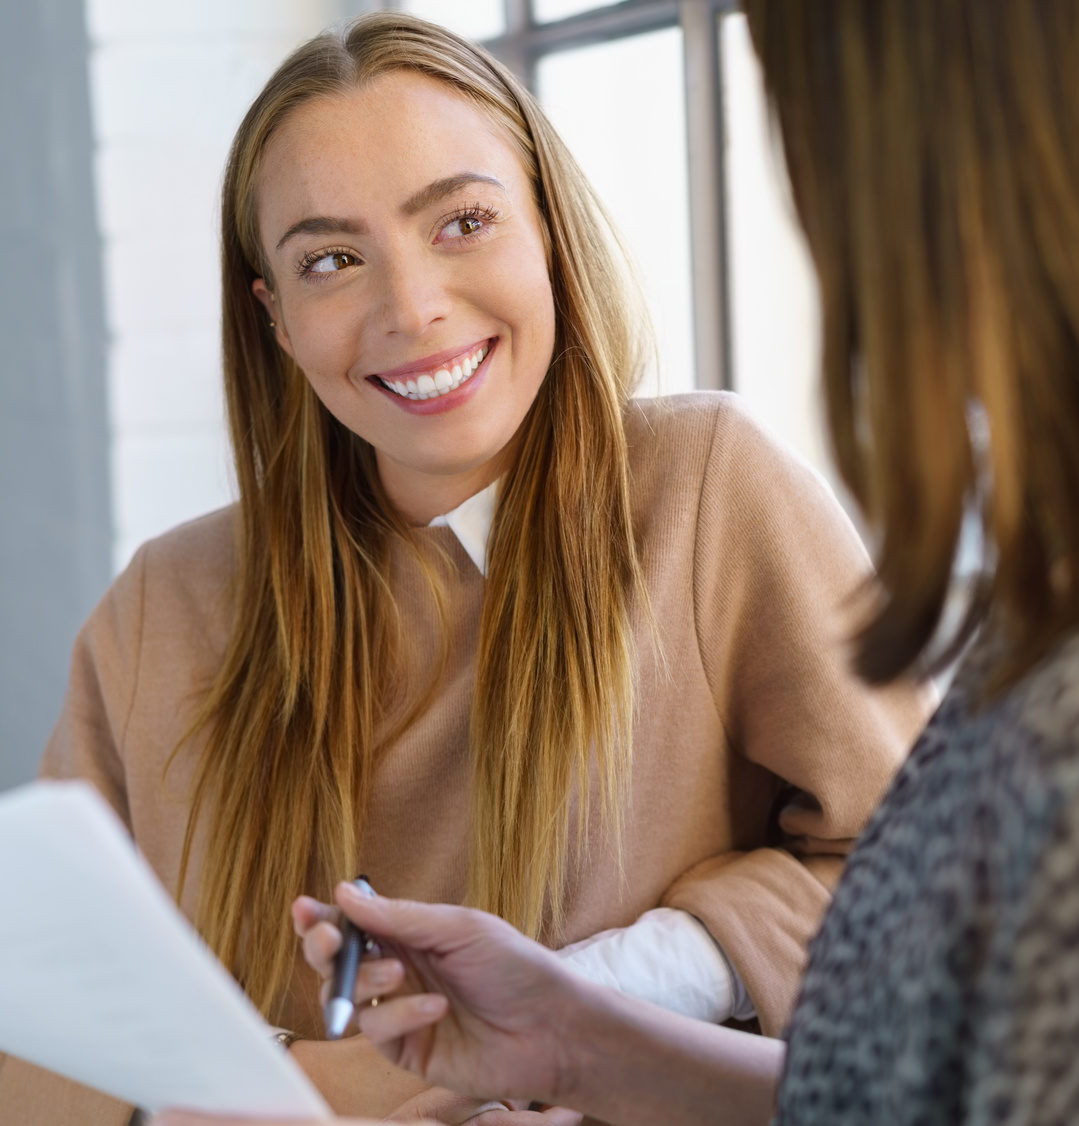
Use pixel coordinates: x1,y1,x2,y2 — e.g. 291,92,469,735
0,780,331,1117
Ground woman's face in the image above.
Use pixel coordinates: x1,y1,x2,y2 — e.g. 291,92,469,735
252,70,556,524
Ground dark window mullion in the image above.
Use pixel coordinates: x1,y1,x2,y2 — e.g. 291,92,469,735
681,0,734,389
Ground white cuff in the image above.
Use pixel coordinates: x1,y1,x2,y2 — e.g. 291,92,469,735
556,907,755,1024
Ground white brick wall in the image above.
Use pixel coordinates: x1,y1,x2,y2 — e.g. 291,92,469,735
87,0,342,570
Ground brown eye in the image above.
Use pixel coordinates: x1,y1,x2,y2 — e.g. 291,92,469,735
439,213,488,241
305,249,359,275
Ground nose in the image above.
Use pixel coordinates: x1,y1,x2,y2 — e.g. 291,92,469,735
374,249,451,336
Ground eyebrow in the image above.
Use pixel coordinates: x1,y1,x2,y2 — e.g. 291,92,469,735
401,172,506,215
274,172,508,251
275,215,366,250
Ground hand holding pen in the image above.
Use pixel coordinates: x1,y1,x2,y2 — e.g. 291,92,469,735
293,885,587,1114
323,875,377,1039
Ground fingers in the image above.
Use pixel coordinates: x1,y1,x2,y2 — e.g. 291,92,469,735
299,918,344,981
389,1087,502,1123
350,956,407,1006
150,1116,336,1125
291,892,419,1016
356,992,448,1045
461,1111,578,1125
291,894,336,936
334,884,507,953
535,1108,583,1125
151,1117,415,1126
292,895,347,983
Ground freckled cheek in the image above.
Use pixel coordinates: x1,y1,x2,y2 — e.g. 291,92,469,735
492,258,556,352
287,306,372,381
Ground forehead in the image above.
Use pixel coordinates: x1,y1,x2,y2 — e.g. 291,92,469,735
255,71,529,225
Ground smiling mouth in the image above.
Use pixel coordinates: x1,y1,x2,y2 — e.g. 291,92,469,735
375,342,490,401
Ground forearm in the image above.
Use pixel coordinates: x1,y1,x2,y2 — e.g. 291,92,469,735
556,980,782,1126
290,1036,428,1117
662,850,831,1036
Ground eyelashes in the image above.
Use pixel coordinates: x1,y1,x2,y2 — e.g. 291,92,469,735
435,204,501,243
292,203,503,282
295,247,359,279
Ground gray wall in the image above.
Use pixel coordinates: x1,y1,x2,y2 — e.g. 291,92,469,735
0,0,111,789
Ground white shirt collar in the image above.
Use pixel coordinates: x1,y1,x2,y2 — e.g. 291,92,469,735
427,479,498,576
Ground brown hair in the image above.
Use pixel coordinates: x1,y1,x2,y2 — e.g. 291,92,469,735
744,0,1079,687
175,12,650,1021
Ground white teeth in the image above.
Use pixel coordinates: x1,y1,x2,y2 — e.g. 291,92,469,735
382,343,489,401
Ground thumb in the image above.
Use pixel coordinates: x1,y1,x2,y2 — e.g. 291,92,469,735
334,887,499,954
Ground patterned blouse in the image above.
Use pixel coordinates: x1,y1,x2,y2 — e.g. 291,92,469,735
776,628,1079,1124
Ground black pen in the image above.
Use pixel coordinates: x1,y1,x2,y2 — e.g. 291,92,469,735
324,874,376,1039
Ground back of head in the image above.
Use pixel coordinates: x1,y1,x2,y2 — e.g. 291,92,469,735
745,0,1079,687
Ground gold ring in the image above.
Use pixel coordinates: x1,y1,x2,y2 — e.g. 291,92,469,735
369,996,380,1008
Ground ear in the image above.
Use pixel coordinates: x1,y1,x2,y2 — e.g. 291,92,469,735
252,277,294,358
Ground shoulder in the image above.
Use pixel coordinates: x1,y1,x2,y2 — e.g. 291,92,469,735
91,505,240,652
625,390,756,456
968,635,1079,1105
952,631,1079,821
134,504,240,584
625,391,858,549
991,634,1079,859
625,391,834,501
1016,642,1079,936
898,632,1079,920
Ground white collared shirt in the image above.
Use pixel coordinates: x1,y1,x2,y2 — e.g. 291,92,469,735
427,479,499,576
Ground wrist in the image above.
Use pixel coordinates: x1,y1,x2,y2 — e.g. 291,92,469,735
289,1035,429,1116
557,984,783,1126
548,974,634,1111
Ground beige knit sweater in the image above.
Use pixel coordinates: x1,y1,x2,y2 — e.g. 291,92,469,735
0,393,929,1123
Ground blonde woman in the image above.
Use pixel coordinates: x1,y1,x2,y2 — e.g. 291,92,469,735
0,13,926,1125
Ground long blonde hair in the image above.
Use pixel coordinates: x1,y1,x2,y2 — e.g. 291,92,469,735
745,0,1079,689
178,12,650,1020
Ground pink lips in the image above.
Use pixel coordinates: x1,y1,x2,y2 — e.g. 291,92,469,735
367,338,495,415
374,338,491,384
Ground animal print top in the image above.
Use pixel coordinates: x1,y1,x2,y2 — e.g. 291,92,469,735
775,628,1079,1124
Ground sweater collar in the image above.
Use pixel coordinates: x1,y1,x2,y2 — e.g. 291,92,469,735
426,479,498,576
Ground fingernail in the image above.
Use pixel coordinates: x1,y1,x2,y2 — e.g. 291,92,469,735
418,995,445,1015
340,878,377,904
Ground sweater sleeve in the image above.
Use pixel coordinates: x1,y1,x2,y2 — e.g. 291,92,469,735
37,544,149,814
662,398,931,1036
0,553,150,1126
